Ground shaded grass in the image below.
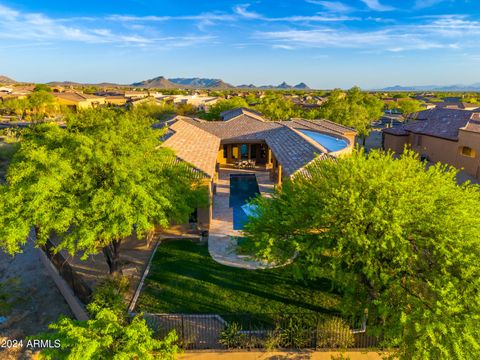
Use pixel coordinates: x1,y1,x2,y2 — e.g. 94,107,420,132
137,240,341,325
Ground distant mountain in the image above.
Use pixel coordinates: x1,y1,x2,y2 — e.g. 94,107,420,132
381,83,480,91
169,77,235,89
132,76,311,89
0,75,16,84
293,82,310,90
255,82,311,90
131,76,178,89
237,84,257,89
47,81,127,88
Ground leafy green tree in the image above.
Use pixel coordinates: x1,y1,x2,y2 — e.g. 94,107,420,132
175,102,196,116
27,90,55,117
245,149,480,359
33,84,53,92
2,98,29,119
0,108,208,273
319,87,384,145
35,276,179,360
200,97,248,120
397,98,422,120
253,94,299,120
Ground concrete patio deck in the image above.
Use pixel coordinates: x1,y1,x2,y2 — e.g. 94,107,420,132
208,167,276,269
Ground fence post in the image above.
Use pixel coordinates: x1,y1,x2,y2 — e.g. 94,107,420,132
181,315,185,346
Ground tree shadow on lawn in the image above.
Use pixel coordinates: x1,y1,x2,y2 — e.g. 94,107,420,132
143,241,340,316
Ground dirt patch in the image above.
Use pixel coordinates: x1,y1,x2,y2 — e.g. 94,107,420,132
0,239,72,358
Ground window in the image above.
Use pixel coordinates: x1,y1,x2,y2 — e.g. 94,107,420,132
223,144,228,158
459,146,475,158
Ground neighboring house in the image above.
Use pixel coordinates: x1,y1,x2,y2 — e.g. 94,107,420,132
104,96,128,106
124,91,149,99
162,107,356,230
383,108,480,180
170,95,219,111
436,102,479,111
53,92,105,110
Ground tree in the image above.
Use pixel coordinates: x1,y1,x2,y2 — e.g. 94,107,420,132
33,84,53,93
0,108,208,273
27,90,55,118
253,93,299,120
319,87,384,145
200,97,248,120
244,149,480,359
35,276,179,360
397,98,422,121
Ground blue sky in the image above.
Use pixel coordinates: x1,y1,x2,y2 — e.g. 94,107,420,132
0,0,479,88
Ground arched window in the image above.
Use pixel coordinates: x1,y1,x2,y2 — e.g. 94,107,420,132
459,146,476,158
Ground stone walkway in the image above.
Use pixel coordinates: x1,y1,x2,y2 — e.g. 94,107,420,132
208,167,276,270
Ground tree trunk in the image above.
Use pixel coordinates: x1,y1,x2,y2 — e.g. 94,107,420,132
362,135,366,147
102,239,122,275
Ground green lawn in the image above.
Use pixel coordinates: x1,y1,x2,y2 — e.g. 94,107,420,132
136,240,341,325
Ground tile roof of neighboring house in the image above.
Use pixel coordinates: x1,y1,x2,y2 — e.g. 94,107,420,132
462,113,480,133
53,92,103,102
437,102,479,110
383,108,478,140
162,117,220,178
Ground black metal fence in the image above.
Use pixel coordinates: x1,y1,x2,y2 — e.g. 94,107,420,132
42,239,92,304
143,312,381,350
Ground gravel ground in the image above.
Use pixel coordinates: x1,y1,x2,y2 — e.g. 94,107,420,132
0,239,72,359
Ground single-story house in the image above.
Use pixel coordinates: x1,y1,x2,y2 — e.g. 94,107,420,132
53,92,105,110
162,108,357,230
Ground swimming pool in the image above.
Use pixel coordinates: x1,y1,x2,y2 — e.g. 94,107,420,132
230,174,260,230
298,129,349,152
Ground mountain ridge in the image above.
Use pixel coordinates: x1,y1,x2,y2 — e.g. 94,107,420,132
0,75,17,84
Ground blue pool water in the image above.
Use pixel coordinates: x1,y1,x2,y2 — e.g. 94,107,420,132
230,174,260,230
299,129,348,152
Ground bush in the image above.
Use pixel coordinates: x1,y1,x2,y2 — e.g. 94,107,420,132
280,316,314,349
87,275,129,319
316,317,355,349
218,322,246,349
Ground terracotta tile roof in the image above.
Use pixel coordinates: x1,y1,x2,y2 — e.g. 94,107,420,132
53,92,103,102
162,118,220,178
288,118,356,135
264,126,321,177
166,109,356,178
383,108,478,140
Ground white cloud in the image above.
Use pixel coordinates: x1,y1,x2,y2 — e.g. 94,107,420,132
305,1,354,13
0,4,215,48
360,0,395,11
233,4,262,19
415,0,450,9
272,44,295,50
256,14,480,52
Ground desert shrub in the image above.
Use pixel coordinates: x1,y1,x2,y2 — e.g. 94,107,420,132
317,317,355,349
280,315,314,349
219,322,246,349
87,275,129,319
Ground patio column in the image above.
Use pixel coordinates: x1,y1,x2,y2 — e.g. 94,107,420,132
277,164,282,185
